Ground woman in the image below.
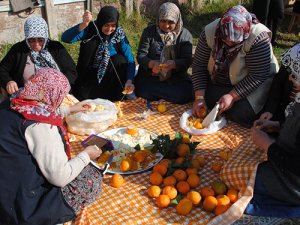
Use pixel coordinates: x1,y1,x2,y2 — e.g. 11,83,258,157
62,6,135,101
134,2,194,104
258,43,300,123
192,5,279,128
0,68,102,225
0,16,77,95
246,77,300,217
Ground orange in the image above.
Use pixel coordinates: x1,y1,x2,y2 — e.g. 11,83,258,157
194,120,203,129
177,143,190,157
175,157,184,164
156,194,170,208
160,159,171,167
149,172,163,185
186,191,201,206
198,107,207,118
176,181,190,194
162,186,177,199
216,195,230,207
173,169,187,181
127,125,138,136
181,134,191,144
227,189,238,203
187,174,200,188
212,180,227,195
200,186,215,198
203,196,218,212
152,164,167,176
211,161,223,173
163,175,177,186
97,152,111,165
185,167,198,176
133,151,146,163
196,155,206,167
120,159,131,172
157,103,167,113
214,205,229,216
111,174,124,188
176,198,193,215
148,185,161,198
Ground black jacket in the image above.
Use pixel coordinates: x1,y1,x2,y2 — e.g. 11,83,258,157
0,40,77,90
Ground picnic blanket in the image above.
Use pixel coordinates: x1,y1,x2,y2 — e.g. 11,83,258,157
63,96,267,225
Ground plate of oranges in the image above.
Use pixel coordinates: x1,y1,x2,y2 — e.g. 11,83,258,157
179,109,227,135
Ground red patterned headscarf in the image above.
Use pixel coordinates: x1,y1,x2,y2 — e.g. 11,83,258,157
211,5,259,80
10,68,70,126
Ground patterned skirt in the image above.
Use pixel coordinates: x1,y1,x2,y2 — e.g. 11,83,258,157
61,164,102,213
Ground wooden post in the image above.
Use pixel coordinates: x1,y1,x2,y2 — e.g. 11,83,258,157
125,0,134,17
44,0,58,40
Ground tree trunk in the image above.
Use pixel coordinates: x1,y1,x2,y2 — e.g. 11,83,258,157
125,0,134,17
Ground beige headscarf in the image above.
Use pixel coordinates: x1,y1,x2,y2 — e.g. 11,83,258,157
156,2,183,63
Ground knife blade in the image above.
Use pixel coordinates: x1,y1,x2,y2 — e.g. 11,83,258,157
202,103,219,128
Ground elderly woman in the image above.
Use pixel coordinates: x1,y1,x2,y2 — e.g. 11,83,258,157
246,74,300,217
134,2,194,104
62,6,135,101
258,43,300,123
0,16,77,95
0,68,102,224
192,5,279,128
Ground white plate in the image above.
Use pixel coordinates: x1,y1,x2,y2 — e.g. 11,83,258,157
180,109,227,135
94,127,163,175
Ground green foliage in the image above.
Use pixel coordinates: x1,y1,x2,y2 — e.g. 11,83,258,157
149,132,200,159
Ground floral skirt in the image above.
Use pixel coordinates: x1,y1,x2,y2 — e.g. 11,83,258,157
61,164,102,213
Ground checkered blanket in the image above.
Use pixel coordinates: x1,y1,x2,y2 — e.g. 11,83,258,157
63,96,266,225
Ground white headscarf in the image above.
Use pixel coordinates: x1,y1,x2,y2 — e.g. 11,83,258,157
280,43,300,82
24,16,59,71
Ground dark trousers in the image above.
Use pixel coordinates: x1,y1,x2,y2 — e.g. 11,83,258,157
252,0,284,44
205,84,256,128
74,54,128,101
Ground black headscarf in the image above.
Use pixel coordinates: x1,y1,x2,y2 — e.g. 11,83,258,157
96,6,119,38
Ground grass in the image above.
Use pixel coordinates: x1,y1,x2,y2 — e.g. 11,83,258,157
0,0,299,63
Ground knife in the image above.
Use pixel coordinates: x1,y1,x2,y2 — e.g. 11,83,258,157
202,103,219,128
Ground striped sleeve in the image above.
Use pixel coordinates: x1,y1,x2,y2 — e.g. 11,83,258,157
234,31,271,98
191,31,211,91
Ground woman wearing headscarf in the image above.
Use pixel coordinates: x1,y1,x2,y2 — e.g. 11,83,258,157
0,68,102,225
245,55,300,217
62,6,135,101
256,43,300,123
192,5,279,128
0,16,77,95
134,2,194,104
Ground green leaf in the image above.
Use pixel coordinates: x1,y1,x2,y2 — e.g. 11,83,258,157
134,144,141,150
170,194,182,205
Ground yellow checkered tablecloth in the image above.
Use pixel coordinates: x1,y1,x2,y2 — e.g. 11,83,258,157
63,96,266,225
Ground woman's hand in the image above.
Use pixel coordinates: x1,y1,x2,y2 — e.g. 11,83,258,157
161,60,176,74
251,127,275,151
79,10,92,31
69,102,93,114
218,91,239,114
6,81,19,95
259,112,273,121
192,99,207,118
148,60,161,75
253,119,280,133
84,145,102,161
124,80,135,94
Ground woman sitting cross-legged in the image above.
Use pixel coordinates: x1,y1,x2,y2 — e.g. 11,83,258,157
134,2,194,104
0,68,102,225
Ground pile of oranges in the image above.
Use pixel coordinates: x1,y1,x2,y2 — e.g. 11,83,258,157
147,134,239,216
201,180,239,215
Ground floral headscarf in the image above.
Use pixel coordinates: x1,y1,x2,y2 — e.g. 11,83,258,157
93,6,125,83
10,68,70,126
24,16,59,71
280,43,300,116
211,5,258,80
280,43,300,81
